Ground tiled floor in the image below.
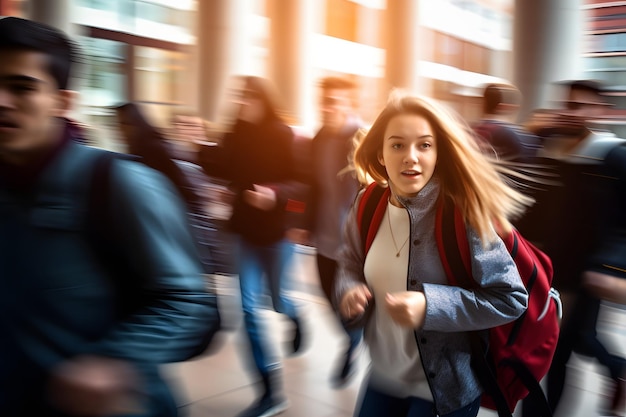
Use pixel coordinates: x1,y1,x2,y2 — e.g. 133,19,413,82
163,247,626,417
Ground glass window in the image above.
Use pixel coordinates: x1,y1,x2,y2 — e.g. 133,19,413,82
602,33,626,53
74,37,127,149
134,46,190,126
86,0,117,11
135,1,180,26
78,37,126,104
586,55,626,71
587,33,626,53
118,0,135,28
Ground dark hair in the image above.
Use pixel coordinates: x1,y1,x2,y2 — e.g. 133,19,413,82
113,101,202,209
554,79,605,104
565,79,604,96
482,83,520,114
0,17,79,89
113,101,173,164
239,76,284,123
319,76,356,92
114,102,160,139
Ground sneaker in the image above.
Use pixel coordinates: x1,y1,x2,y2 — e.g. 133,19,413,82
237,393,289,417
286,317,303,355
292,320,302,353
599,377,626,417
610,377,625,417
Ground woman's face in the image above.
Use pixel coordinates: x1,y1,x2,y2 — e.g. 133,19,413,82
378,113,438,200
237,89,266,124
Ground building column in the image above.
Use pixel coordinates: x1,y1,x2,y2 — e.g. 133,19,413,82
355,4,385,121
267,0,315,127
0,0,15,15
383,0,420,94
26,0,73,34
514,0,584,121
197,0,248,123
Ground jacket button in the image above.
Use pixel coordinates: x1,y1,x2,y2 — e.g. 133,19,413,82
410,280,417,286
421,338,427,344
413,239,420,245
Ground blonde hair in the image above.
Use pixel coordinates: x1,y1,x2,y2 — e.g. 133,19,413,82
354,90,533,243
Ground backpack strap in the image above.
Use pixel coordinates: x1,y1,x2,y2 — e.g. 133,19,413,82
88,150,117,230
505,359,554,417
357,182,390,254
435,196,473,288
434,196,513,417
85,150,150,314
86,149,126,257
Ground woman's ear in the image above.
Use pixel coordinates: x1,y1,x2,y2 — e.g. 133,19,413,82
377,152,385,166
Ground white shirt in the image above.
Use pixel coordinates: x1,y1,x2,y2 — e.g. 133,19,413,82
363,202,432,400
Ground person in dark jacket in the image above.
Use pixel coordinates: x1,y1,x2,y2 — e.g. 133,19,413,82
579,142,626,416
292,76,364,387
521,80,626,417
0,17,220,417
199,76,303,417
473,83,541,163
583,143,626,305
113,101,215,274
114,102,202,210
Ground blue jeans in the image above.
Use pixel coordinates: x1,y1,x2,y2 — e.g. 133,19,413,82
238,237,299,376
356,384,481,417
315,254,362,353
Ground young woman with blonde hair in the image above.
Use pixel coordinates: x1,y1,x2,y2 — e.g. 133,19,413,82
336,91,531,417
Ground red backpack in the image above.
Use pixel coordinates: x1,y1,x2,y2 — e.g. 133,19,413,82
357,183,561,417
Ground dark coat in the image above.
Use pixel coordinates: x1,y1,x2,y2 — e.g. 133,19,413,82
212,117,297,245
0,125,219,416
302,119,361,235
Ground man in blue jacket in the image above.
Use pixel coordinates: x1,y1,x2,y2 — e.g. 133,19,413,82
0,17,220,417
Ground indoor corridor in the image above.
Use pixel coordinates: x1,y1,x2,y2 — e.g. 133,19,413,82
163,246,626,417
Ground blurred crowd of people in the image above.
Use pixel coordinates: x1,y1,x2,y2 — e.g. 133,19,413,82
1,16,624,417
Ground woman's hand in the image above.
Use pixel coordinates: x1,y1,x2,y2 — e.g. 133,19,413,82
243,184,276,211
339,284,373,320
385,291,426,329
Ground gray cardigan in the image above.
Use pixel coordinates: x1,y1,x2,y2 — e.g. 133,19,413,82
335,177,528,415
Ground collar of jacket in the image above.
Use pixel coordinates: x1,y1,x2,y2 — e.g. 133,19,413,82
390,175,441,216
